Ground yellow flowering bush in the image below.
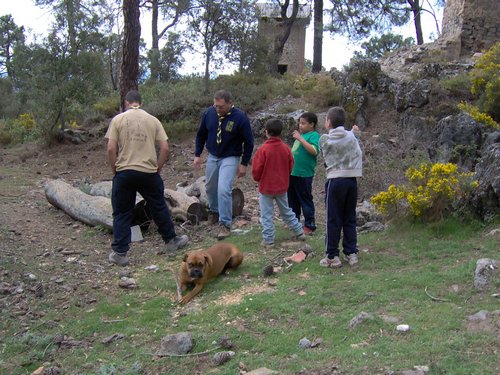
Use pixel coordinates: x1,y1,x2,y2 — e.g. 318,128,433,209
469,42,500,122
0,113,37,145
371,162,478,221
458,102,499,129
18,113,36,129
370,184,407,216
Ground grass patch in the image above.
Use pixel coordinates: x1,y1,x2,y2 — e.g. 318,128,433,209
0,219,498,374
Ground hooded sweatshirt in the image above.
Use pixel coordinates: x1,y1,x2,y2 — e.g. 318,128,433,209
252,137,294,195
319,126,362,179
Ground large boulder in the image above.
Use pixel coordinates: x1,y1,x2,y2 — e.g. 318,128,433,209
433,112,483,168
469,143,500,219
392,79,431,112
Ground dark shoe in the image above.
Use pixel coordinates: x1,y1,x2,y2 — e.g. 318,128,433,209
165,235,189,252
346,253,359,266
319,256,342,268
109,251,129,266
207,212,219,225
261,240,274,248
217,225,231,240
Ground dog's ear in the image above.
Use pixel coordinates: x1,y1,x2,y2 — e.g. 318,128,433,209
204,255,212,267
182,253,189,262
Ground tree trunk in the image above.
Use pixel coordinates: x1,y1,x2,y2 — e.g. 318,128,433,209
268,0,299,75
203,51,210,94
149,0,161,82
120,0,141,111
312,0,323,73
65,0,77,57
408,0,424,45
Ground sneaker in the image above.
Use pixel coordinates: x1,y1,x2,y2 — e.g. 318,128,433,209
319,256,342,268
346,253,358,266
261,240,274,248
207,212,219,225
217,225,231,240
165,235,189,252
303,226,314,235
109,251,129,266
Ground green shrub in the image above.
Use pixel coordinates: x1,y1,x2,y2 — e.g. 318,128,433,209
214,73,298,112
93,94,120,117
293,74,342,109
0,78,21,118
345,58,382,91
163,119,199,141
441,73,472,98
141,78,208,124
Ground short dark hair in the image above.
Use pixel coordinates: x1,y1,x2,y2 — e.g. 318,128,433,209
326,107,346,128
265,118,283,136
125,90,142,104
214,90,233,103
299,111,318,128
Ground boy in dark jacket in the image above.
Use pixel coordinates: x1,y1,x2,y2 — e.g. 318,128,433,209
252,118,305,246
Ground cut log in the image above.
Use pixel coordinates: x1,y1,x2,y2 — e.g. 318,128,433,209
186,202,208,224
232,187,244,217
164,188,206,224
89,181,112,198
44,179,113,230
176,176,208,206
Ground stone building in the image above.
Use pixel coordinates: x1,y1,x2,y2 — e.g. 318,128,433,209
441,0,500,58
257,1,311,74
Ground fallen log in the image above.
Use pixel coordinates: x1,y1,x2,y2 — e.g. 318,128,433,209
176,178,244,218
89,181,209,224
44,179,113,230
164,188,207,224
176,176,208,206
85,178,243,225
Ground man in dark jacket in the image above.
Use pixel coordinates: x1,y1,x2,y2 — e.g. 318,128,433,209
194,90,254,239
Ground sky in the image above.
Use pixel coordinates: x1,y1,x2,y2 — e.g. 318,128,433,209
2,0,443,73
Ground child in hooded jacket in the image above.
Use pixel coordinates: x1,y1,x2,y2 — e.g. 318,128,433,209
319,107,362,268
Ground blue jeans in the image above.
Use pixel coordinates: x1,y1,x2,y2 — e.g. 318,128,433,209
288,175,316,231
111,170,176,254
325,177,358,258
205,154,239,228
259,193,303,244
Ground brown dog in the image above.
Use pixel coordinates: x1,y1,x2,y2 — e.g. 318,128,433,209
178,242,243,304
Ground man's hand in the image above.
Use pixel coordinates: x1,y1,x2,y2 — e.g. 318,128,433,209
237,164,247,178
106,139,118,175
193,156,202,169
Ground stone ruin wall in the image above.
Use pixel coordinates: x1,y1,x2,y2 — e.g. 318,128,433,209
441,0,500,57
278,19,308,74
258,19,308,75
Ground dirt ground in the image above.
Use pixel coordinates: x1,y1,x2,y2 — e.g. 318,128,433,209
0,102,400,345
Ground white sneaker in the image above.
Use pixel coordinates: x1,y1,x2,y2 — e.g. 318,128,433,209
346,253,358,266
319,256,342,268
